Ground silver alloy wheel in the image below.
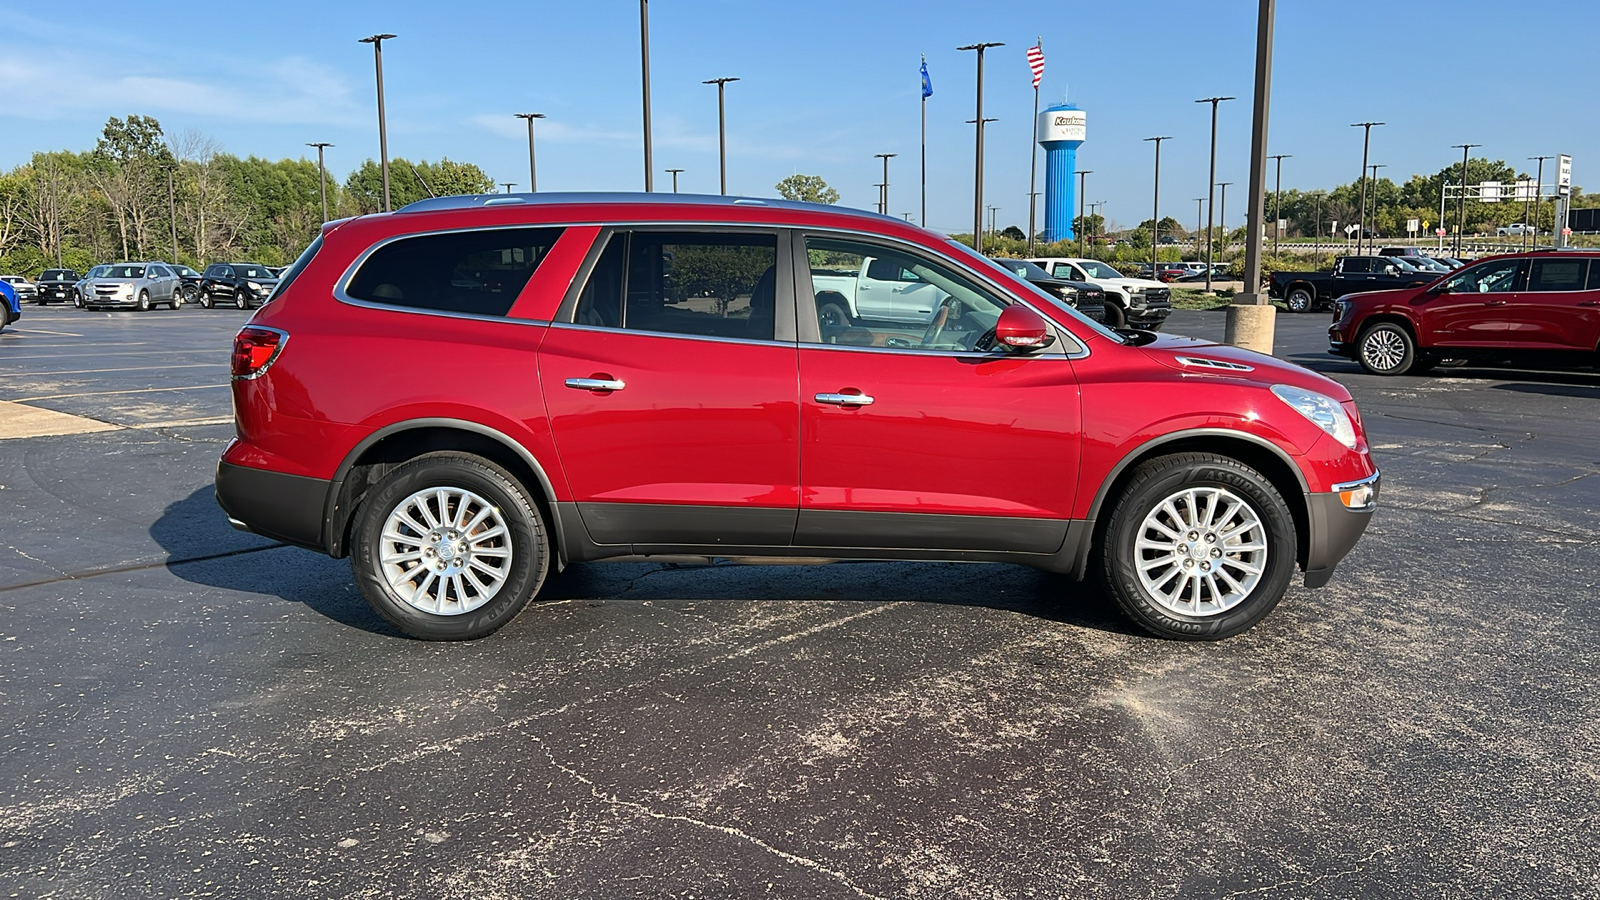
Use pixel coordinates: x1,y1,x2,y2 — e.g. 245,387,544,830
1361,328,1407,372
1287,288,1312,313
378,486,513,616
1134,486,1268,617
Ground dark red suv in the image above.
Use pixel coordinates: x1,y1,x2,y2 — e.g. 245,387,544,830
217,194,1379,642
1330,250,1600,375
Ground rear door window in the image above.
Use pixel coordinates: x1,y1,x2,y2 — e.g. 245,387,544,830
1528,258,1588,292
347,227,564,317
574,231,779,341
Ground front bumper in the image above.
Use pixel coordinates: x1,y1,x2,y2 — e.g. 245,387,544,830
1302,472,1379,588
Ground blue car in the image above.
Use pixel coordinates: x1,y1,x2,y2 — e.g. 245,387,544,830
0,277,18,333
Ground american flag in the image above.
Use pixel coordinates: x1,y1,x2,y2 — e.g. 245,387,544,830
1027,43,1044,89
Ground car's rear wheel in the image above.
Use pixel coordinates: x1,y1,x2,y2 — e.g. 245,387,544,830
137,290,152,312
1099,452,1297,640
352,452,549,641
1285,287,1314,313
1357,322,1417,375
200,289,214,309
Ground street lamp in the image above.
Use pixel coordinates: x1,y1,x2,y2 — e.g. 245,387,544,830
875,153,897,214
514,113,545,192
666,168,683,193
703,77,740,195
164,164,178,264
1144,136,1172,280
1351,122,1384,255
1196,96,1234,293
1194,198,1205,255
1269,153,1290,255
640,0,653,191
501,182,516,194
1089,200,1105,247
1217,181,1233,256
1366,164,1386,245
307,142,333,222
986,205,999,242
358,33,397,212
1527,155,1552,250
1076,170,1092,257
1452,144,1480,256
958,41,1004,253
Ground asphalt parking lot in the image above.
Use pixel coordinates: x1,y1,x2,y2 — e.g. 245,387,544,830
1,303,1595,898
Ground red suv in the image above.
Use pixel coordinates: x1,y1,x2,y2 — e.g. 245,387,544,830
1331,250,1600,375
217,194,1379,642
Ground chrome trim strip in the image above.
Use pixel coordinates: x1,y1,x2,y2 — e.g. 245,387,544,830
548,321,791,349
1174,355,1256,372
1331,471,1381,492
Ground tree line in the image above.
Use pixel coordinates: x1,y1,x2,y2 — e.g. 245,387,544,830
0,115,496,276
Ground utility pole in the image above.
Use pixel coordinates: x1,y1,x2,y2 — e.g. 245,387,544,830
1197,96,1235,293
515,113,545,191
1076,170,1092,257
1144,136,1172,280
640,0,653,191
958,41,1004,253
1350,122,1384,255
1218,182,1233,258
358,34,397,212
987,205,999,243
1269,153,1290,255
306,142,333,222
1527,155,1552,250
875,153,897,215
1228,0,1279,355
1452,143,1480,257
165,165,178,264
666,168,683,193
703,77,740,195
1367,164,1386,246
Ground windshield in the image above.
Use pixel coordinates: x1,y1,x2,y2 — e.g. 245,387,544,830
103,265,146,279
43,270,76,280
1076,260,1123,279
989,258,1054,281
947,240,1123,342
174,265,199,277
234,264,276,280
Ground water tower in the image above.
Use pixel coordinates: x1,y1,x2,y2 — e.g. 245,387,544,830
1038,103,1086,243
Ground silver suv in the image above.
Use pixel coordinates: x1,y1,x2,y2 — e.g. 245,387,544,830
82,262,184,311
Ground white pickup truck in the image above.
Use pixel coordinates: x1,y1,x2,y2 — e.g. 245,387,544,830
810,257,950,326
1025,256,1172,330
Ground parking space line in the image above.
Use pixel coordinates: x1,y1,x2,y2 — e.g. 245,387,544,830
9,328,85,337
0,364,218,376
133,416,235,428
10,384,227,402
0,350,225,361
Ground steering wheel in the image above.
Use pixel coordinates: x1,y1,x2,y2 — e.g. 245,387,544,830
922,297,961,348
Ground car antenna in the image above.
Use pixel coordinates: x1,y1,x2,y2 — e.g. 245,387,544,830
407,164,437,198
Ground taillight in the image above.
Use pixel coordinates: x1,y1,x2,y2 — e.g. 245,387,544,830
231,326,288,380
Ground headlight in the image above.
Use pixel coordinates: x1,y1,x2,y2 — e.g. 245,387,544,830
119,284,133,296
247,281,264,292
1332,300,1349,319
1271,384,1358,449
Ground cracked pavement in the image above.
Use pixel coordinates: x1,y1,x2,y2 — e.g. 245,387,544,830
0,305,1595,898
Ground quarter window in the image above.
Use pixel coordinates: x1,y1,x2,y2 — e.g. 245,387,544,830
574,231,778,341
347,227,564,317
1528,258,1589,291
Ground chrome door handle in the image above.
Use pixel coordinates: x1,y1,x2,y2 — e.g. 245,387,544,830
1579,300,1600,307
566,377,626,391
1483,300,1507,306
815,392,874,406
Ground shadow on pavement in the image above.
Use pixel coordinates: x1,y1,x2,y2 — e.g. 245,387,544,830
151,487,1145,639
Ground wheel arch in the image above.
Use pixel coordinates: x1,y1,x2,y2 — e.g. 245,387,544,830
324,419,566,565
1355,313,1419,343
1078,430,1311,577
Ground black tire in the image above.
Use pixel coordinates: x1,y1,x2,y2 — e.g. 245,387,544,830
1098,452,1298,640
0,307,11,332
816,298,850,330
1102,302,1128,329
351,452,549,641
137,290,152,312
1356,322,1417,376
73,291,85,309
201,289,214,309
181,284,198,305
235,291,250,310
1285,287,1315,313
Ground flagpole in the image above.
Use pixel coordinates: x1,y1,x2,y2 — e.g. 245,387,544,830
921,54,928,227
1027,38,1040,254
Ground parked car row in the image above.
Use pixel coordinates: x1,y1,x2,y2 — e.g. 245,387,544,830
3,263,284,311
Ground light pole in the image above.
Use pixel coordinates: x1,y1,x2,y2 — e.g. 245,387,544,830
307,142,333,222
640,0,653,191
165,165,178,264
1366,164,1386,245
1144,136,1171,279
958,41,1004,253
1452,143,1480,256
703,77,740,195
1526,155,1551,250
358,34,397,212
1194,198,1205,256
501,183,516,194
1089,200,1105,247
1218,181,1233,258
1076,170,1092,257
875,153,897,215
1269,153,1290,255
666,168,683,193
1350,122,1384,255
1197,96,1234,292
987,205,999,242
514,113,545,192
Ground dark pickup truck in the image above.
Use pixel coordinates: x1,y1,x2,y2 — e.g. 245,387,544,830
1270,255,1437,313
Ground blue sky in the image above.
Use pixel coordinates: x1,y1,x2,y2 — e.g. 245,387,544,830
2,0,1593,233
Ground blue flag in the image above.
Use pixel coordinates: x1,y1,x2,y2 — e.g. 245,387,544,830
920,59,933,99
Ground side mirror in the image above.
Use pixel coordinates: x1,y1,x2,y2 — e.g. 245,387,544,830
995,305,1057,352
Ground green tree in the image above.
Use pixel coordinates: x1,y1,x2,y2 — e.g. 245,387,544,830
774,174,839,204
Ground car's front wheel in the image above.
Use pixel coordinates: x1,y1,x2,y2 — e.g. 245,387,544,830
235,291,250,310
1357,322,1417,375
351,452,550,641
1099,452,1297,640
136,290,152,312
